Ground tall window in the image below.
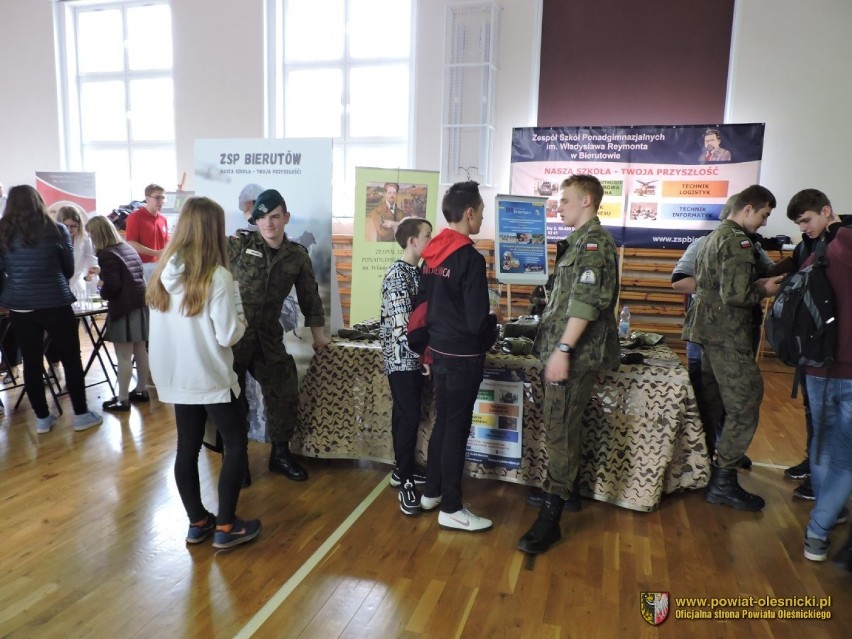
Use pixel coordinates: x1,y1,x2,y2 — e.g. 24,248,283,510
55,0,177,210
268,0,413,221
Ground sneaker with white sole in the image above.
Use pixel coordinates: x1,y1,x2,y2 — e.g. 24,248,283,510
73,411,103,432
213,517,262,549
438,507,492,532
390,467,427,487
420,494,441,511
804,533,830,562
36,414,57,434
399,480,422,516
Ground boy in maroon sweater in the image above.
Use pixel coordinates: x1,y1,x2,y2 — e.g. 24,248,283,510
418,181,500,532
787,189,852,564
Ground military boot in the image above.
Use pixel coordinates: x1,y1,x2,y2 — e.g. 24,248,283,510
518,493,565,554
705,466,764,511
526,477,581,511
269,443,308,481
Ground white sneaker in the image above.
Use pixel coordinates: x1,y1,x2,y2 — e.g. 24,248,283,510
420,494,441,511
36,414,57,434
438,507,492,532
73,411,103,432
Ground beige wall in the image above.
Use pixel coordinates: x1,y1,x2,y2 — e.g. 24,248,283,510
3,0,849,241
0,0,62,189
171,0,265,190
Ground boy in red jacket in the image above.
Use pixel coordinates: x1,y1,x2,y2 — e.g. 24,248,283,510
418,181,500,532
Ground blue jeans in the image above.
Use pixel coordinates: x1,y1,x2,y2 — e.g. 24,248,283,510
805,375,852,539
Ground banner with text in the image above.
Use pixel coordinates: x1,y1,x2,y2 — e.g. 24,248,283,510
466,366,525,469
194,138,333,442
350,167,439,326
35,171,97,218
495,194,549,285
510,124,764,248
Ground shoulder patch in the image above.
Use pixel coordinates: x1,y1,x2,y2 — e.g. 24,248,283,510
585,243,598,251
245,248,263,258
739,240,752,249
578,268,597,284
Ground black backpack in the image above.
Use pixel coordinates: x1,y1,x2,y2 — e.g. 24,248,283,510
766,240,836,369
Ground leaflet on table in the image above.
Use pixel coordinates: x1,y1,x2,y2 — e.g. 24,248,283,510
510,124,764,249
494,194,548,285
466,367,525,469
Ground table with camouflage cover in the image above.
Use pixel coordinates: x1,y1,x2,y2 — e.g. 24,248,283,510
293,339,710,512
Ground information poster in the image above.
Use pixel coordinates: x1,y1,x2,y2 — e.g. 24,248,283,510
466,367,525,469
35,171,97,218
511,124,764,248
350,167,439,326
194,138,333,442
495,194,548,285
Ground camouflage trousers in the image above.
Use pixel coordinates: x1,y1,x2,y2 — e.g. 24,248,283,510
699,343,763,469
233,340,300,443
541,368,598,500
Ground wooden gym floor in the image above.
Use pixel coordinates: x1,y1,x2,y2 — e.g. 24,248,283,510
0,357,849,638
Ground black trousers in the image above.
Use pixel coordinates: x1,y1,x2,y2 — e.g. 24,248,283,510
0,317,21,367
387,369,424,482
424,353,485,513
10,306,88,418
173,392,247,526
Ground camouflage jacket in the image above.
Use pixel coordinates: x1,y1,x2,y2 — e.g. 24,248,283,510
227,231,325,352
682,219,765,351
534,216,620,372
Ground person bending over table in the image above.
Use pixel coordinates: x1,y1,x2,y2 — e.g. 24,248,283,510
87,215,150,412
42,206,101,385
0,185,102,433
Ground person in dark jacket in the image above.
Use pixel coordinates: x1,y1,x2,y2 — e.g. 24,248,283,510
87,216,150,412
783,193,852,501
417,181,500,532
0,185,102,433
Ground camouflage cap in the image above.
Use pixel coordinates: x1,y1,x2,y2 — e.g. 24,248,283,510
251,189,287,221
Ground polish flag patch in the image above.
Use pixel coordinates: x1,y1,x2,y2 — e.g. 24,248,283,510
586,243,598,251
740,240,752,248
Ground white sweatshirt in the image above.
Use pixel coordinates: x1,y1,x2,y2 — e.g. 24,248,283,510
149,256,245,405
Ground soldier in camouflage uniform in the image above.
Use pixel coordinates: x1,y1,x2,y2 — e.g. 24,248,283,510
683,185,783,511
518,175,621,555
228,189,329,482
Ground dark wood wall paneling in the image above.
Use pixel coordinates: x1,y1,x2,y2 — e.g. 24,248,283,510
538,0,735,126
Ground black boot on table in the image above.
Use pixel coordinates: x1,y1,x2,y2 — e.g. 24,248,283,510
269,443,308,481
705,465,765,511
518,493,565,555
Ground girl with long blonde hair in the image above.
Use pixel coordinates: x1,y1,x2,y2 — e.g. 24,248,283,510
147,197,260,549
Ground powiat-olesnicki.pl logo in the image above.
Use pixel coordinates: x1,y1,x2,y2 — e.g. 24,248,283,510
641,592,670,626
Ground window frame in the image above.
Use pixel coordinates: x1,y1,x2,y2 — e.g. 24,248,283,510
265,0,416,221
54,0,177,205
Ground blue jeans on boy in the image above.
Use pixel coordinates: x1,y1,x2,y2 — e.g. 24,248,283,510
805,375,852,540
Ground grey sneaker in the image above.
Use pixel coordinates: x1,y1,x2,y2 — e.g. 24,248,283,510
804,534,830,562
36,414,57,434
73,411,103,432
